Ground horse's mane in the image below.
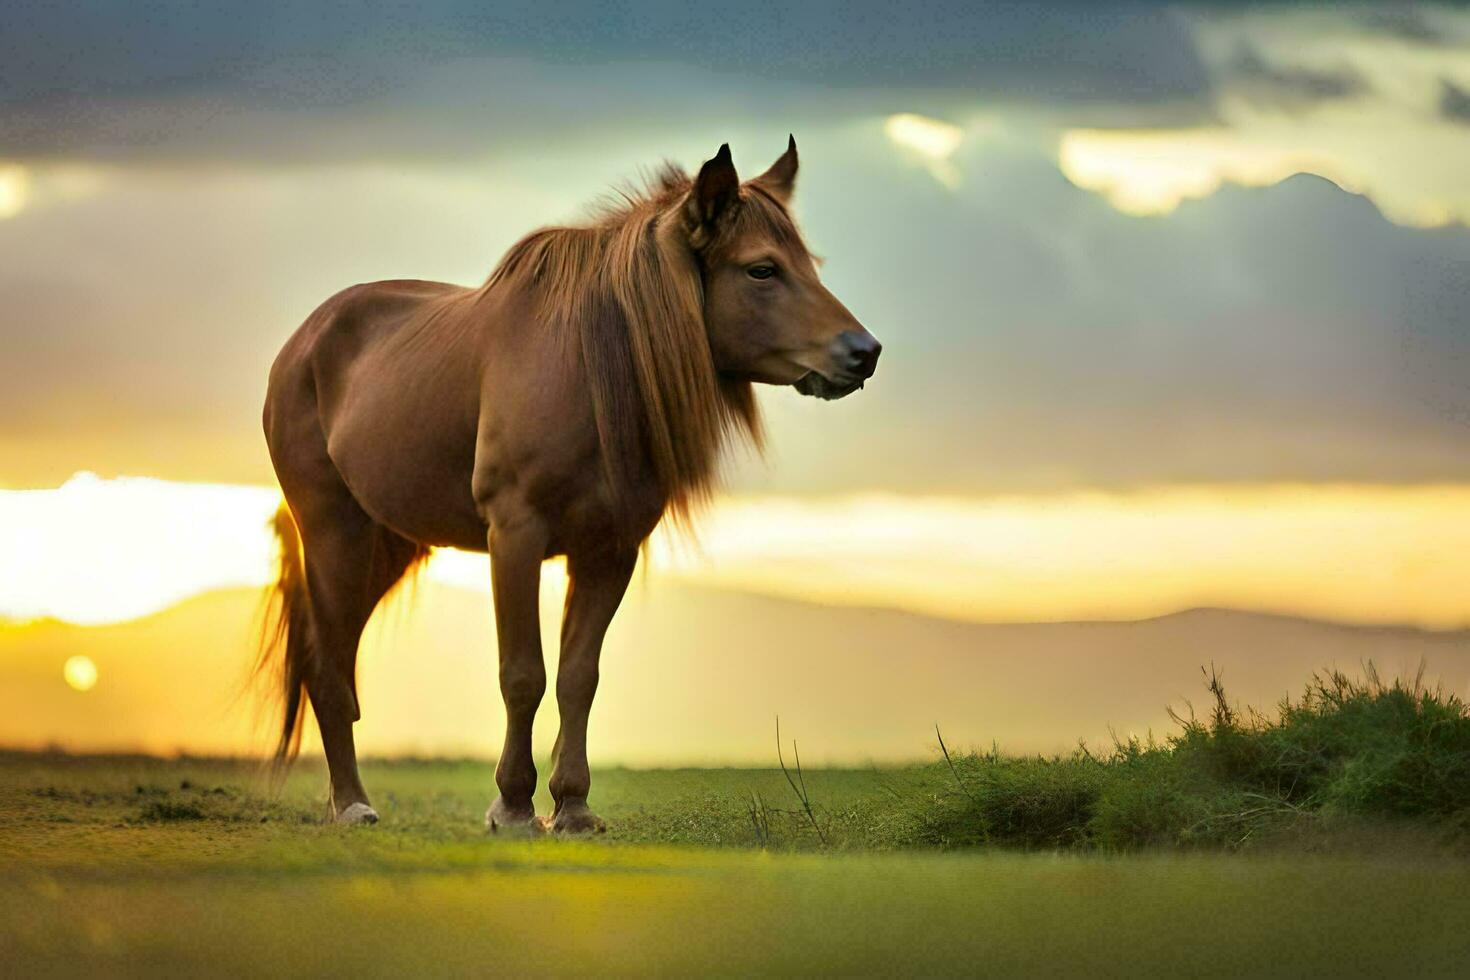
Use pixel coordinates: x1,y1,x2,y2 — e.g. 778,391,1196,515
482,164,794,529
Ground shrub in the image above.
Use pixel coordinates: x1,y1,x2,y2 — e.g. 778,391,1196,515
911,664,1470,851
912,753,1106,849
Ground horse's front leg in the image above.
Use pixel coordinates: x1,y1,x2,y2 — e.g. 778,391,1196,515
546,544,637,833
485,515,550,833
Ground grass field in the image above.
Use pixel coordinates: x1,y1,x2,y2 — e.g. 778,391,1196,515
4,749,1470,977
5,670,1468,975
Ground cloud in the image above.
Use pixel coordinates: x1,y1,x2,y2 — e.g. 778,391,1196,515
1054,111,1470,228
2,121,1469,495
0,2,1212,102
2,3,1469,496
1442,78,1470,122
1356,5,1468,45
0,2,1214,166
1223,40,1367,109
3,3,1465,233
755,135,1470,494
883,113,966,188
1049,6,1470,228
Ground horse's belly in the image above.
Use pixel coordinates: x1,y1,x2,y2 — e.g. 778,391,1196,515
329,418,487,551
321,352,488,551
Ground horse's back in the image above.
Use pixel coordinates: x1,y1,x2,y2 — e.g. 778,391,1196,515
290,278,465,352
266,278,490,549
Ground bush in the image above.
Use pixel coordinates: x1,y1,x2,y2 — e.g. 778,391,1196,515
912,753,1105,848
911,664,1470,851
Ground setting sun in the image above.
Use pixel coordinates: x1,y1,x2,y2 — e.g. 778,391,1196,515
62,654,97,692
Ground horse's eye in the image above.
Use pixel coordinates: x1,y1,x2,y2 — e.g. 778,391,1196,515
747,264,777,280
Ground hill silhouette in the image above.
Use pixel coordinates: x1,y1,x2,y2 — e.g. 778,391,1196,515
3,582,1466,764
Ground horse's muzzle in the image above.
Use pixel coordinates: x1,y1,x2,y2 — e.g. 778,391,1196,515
837,329,882,380
795,329,881,400
795,371,865,400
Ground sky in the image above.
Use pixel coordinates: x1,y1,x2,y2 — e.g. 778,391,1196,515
2,2,1469,757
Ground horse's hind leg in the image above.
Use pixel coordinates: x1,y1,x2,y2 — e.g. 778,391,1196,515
292,489,424,823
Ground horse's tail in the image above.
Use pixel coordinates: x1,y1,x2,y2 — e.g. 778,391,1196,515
255,501,312,771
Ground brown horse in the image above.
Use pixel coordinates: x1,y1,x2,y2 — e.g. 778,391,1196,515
259,139,880,832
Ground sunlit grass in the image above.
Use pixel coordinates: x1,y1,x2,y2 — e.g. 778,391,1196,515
3,743,1468,976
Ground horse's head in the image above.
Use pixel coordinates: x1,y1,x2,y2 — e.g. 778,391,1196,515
683,139,881,400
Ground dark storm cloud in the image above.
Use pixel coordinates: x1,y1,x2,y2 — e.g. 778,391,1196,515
0,1,1212,163
1441,79,1470,122
1222,40,1368,108
1,1,1210,101
1354,5,1470,45
1356,7,1447,43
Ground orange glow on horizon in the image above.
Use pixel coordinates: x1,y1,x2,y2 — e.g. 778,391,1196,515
652,486,1470,630
2,474,1469,631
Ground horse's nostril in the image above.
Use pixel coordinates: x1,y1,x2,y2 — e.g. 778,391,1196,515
862,341,882,375
839,332,881,378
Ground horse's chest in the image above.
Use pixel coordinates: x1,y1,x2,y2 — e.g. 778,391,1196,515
476,428,664,556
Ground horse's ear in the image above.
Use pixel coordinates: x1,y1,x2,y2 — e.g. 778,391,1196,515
753,134,798,203
684,144,741,243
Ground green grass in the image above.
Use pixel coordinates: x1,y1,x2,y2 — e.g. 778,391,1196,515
915,666,1470,851
3,667,1469,975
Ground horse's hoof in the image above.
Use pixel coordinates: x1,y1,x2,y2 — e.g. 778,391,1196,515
486,797,543,835
551,802,607,835
335,802,379,826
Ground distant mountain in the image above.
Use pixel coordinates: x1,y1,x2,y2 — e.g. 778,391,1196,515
2,583,1466,764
